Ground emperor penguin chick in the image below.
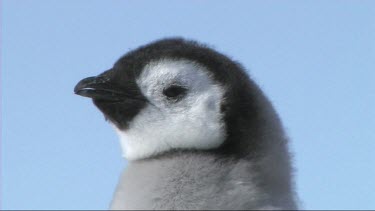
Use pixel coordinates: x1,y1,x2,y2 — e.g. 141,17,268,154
74,38,298,210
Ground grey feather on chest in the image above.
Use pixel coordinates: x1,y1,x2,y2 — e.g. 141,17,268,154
110,153,292,210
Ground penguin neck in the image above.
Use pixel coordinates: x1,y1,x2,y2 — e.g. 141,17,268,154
213,87,298,209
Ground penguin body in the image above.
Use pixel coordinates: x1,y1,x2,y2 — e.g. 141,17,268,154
75,38,298,210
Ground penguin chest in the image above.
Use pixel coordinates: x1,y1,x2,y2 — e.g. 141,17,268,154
110,154,266,210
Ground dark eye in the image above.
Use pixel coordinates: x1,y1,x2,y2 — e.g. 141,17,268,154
163,85,187,99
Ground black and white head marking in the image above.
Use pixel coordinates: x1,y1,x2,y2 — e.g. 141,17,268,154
75,38,266,160
115,59,227,160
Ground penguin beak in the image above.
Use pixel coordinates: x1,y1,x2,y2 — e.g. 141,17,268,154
75,74,147,128
74,76,144,102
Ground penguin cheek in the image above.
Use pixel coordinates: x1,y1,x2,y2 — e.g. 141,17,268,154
93,99,147,130
206,97,218,110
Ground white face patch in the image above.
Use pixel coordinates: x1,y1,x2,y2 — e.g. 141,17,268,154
114,59,227,160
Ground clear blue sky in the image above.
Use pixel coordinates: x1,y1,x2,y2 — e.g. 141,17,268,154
2,0,374,209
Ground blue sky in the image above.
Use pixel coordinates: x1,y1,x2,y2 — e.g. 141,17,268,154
2,0,374,209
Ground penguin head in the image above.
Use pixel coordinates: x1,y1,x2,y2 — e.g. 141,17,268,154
75,38,261,160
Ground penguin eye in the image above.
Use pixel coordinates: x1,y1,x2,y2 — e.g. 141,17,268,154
163,85,187,99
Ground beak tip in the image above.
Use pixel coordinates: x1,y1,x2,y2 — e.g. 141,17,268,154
74,76,126,101
74,76,97,97
73,87,80,95
74,89,83,96
74,87,96,98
